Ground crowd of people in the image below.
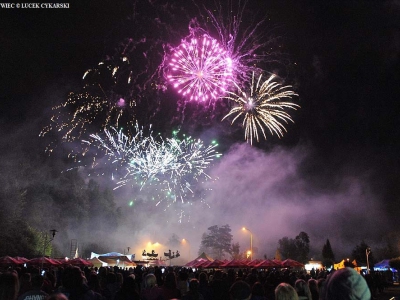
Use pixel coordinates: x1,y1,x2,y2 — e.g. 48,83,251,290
0,263,391,300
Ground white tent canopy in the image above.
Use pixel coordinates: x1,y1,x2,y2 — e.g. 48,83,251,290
91,252,135,261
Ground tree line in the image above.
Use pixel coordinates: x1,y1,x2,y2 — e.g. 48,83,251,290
0,143,124,257
196,224,400,269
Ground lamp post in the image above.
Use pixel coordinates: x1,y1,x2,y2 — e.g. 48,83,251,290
43,229,57,257
242,227,253,260
41,229,57,271
366,247,371,274
182,239,190,261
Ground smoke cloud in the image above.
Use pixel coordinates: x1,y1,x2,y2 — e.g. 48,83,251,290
114,142,389,262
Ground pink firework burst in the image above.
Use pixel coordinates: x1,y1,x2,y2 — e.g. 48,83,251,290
167,34,233,102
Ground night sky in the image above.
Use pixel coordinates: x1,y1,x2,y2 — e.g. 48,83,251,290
1,0,399,258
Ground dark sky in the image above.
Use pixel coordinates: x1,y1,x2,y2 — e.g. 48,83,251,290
1,0,399,257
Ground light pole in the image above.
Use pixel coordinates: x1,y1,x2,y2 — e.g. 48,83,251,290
41,229,57,271
182,239,190,261
164,249,180,266
242,227,253,260
366,247,371,274
43,229,57,257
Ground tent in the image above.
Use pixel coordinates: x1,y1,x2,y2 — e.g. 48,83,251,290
27,257,61,266
255,259,282,268
374,259,391,270
282,259,304,268
221,259,249,268
192,260,211,268
97,256,135,267
184,252,213,267
91,252,135,267
14,257,29,264
196,252,214,262
185,258,207,267
88,257,106,268
202,259,225,268
91,252,134,261
0,256,23,266
67,258,94,267
247,259,262,267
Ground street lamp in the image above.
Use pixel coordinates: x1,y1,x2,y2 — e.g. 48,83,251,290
42,229,57,271
366,247,371,274
43,229,57,257
242,227,253,260
182,239,191,261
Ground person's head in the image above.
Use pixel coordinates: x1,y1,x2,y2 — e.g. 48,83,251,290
321,267,371,300
308,277,317,286
188,278,200,293
164,272,177,288
295,278,311,298
106,272,116,284
229,280,252,300
295,278,307,291
62,266,84,289
116,272,123,283
19,273,31,285
251,282,265,296
31,275,44,289
120,275,137,293
198,272,208,283
275,282,299,300
87,272,101,290
214,270,223,280
0,272,19,300
144,273,157,289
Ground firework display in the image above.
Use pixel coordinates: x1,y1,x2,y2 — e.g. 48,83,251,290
199,1,283,87
39,56,139,159
84,125,220,206
167,34,233,102
222,72,299,144
40,1,299,219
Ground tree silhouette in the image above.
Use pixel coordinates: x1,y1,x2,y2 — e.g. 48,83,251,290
200,224,233,259
278,231,310,263
322,239,335,268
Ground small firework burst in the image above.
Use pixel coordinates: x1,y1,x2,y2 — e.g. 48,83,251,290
222,72,299,144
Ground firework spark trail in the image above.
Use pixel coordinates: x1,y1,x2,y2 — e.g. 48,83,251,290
39,0,185,155
39,56,141,159
197,0,283,86
85,125,147,166
156,136,219,204
85,124,220,208
222,72,299,144
126,135,219,203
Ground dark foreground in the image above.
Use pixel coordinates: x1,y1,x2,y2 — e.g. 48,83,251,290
376,284,400,300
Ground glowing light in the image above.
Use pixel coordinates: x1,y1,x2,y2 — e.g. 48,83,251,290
222,72,299,144
167,34,233,102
